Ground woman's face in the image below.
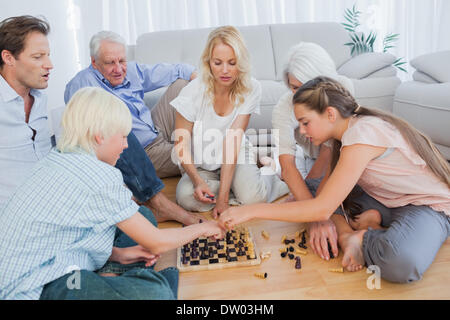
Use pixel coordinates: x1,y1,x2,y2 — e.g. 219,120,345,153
210,42,239,88
287,73,303,95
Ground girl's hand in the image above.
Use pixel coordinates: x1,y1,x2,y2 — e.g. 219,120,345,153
193,181,216,204
201,220,226,240
218,206,251,230
110,246,160,267
212,199,230,219
307,220,338,260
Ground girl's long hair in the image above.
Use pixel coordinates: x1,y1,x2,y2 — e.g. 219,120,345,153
293,76,450,216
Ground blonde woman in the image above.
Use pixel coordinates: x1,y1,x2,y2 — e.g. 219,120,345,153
0,87,223,300
219,77,450,283
171,26,288,218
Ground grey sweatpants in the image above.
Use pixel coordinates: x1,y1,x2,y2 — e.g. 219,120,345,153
306,178,450,283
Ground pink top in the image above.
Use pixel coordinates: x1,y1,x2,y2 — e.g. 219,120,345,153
341,115,450,216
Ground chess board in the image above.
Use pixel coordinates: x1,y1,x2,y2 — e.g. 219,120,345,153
177,227,261,272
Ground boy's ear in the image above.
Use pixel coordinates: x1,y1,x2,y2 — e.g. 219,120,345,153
94,134,104,145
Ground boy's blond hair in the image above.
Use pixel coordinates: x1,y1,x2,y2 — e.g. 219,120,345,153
57,87,132,153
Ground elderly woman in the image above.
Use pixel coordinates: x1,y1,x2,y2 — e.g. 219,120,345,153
171,26,288,218
261,42,354,260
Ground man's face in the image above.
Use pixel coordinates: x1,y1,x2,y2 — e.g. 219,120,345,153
92,41,127,87
10,31,53,91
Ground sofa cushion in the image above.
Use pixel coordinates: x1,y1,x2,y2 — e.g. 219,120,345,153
238,25,276,80
135,25,276,81
353,76,401,112
337,52,396,79
394,81,450,149
412,71,439,84
270,22,351,81
410,50,450,83
136,27,211,70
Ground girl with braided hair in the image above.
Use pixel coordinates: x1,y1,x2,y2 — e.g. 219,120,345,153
219,76,450,283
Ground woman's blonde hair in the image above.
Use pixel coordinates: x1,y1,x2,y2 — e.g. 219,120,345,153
200,25,252,106
57,87,132,153
293,76,450,216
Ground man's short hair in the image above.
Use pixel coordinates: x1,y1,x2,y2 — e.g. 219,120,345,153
89,31,126,59
0,15,50,67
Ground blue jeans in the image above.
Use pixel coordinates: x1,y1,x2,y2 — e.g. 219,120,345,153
40,206,179,300
115,132,164,203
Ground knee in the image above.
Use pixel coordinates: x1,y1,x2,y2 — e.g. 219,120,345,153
175,183,195,210
368,241,423,283
233,185,267,205
381,251,423,283
176,182,212,212
170,79,189,94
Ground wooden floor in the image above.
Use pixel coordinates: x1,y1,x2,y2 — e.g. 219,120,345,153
154,177,450,300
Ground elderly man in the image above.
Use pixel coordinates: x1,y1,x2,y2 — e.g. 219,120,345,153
65,31,196,178
0,16,198,226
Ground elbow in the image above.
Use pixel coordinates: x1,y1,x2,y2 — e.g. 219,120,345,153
313,197,337,221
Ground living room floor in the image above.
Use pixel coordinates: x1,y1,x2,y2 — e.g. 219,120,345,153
154,177,450,300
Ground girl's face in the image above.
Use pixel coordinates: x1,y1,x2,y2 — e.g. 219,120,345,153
287,73,303,94
95,132,128,166
294,103,333,146
210,42,239,89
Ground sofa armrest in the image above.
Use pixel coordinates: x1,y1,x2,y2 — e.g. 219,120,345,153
337,52,397,79
410,50,450,83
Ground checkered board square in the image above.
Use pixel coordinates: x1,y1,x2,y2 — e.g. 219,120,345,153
177,227,261,272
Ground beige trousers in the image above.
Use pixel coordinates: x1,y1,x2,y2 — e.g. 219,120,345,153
145,79,189,178
175,141,289,212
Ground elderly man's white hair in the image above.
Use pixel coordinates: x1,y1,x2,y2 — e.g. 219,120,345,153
283,42,354,95
89,30,127,59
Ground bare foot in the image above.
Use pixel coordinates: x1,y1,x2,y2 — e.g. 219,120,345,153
145,193,202,226
339,230,366,272
349,209,383,230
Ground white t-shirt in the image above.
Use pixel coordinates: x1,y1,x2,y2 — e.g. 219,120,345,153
170,77,261,171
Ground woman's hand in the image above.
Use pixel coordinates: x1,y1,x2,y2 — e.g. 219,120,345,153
307,220,338,260
110,246,160,267
193,181,216,204
212,199,230,219
201,220,226,240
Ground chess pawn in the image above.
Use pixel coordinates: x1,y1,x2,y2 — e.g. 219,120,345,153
254,272,267,279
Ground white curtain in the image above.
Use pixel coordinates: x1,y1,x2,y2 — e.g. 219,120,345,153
1,0,449,110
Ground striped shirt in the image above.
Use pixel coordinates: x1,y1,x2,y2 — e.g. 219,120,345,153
0,148,139,300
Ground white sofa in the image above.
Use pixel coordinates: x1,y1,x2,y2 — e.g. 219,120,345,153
393,50,450,160
128,22,401,141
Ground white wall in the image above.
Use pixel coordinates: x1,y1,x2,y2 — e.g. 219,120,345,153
1,0,82,112
2,0,450,115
